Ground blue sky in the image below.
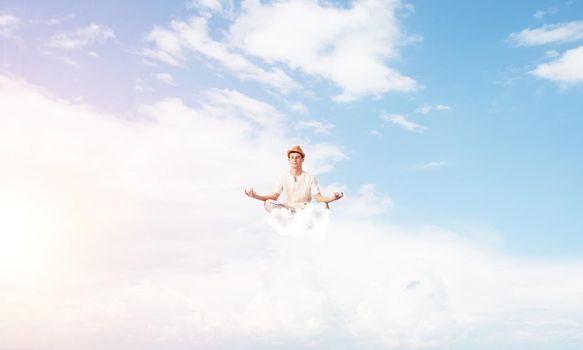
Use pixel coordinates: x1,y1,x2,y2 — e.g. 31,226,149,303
2,1,583,349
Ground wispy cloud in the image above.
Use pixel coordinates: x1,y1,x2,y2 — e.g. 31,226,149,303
142,17,299,94
334,183,394,218
415,103,452,114
508,21,583,46
418,160,447,170
370,130,383,137
533,2,571,20
531,45,583,85
155,72,176,86
381,113,427,132
230,0,418,102
46,23,115,50
295,120,334,134
289,101,308,114
0,13,20,39
188,0,235,18
28,12,77,26
545,49,560,58
533,8,558,19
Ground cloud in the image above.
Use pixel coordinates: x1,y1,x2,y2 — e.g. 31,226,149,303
2,74,583,350
533,3,570,20
46,23,115,49
533,10,546,19
188,0,236,18
295,120,334,134
508,21,583,46
335,183,394,218
142,17,299,94
381,113,427,132
415,104,432,114
531,45,583,85
418,160,447,170
155,72,176,86
414,103,451,114
370,129,383,137
229,0,418,102
289,101,308,114
533,7,559,20
546,49,560,58
0,13,20,39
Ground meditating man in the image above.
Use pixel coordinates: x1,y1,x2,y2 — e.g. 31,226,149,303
245,145,344,213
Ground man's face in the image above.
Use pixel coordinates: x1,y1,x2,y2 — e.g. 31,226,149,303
288,152,304,168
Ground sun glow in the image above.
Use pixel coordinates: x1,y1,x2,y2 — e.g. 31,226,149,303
0,202,51,270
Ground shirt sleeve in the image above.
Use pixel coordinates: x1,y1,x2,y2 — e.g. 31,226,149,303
310,175,321,196
273,174,284,194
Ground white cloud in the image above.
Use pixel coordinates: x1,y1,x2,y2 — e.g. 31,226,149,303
508,21,583,46
418,160,447,170
0,13,20,39
435,104,451,111
334,183,394,218
533,4,562,20
143,17,299,94
415,103,451,114
289,101,308,114
533,10,546,19
134,78,152,93
155,72,176,86
531,45,583,85
381,113,426,132
414,103,432,114
189,0,235,18
2,74,583,350
46,23,115,50
370,130,383,137
295,120,334,134
545,49,560,58
190,0,224,12
229,0,418,102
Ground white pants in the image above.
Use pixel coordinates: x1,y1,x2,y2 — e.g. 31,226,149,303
264,200,329,213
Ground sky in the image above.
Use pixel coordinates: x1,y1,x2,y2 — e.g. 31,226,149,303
1,0,583,349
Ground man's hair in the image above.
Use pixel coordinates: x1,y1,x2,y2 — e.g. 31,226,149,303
288,152,304,159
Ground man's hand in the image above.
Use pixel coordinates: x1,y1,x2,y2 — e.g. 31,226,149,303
331,192,344,202
244,188,257,199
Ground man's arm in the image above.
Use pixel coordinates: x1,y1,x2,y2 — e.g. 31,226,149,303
314,192,344,203
244,188,280,202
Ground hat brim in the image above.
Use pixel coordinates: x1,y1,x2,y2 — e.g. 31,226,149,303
287,150,305,157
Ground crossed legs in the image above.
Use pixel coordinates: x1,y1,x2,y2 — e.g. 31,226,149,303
264,200,329,213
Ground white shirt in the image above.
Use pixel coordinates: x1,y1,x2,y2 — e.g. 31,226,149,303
273,171,321,208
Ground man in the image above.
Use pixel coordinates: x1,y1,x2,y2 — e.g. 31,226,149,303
245,145,344,213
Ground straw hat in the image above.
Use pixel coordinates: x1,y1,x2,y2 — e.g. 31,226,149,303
287,145,305,158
